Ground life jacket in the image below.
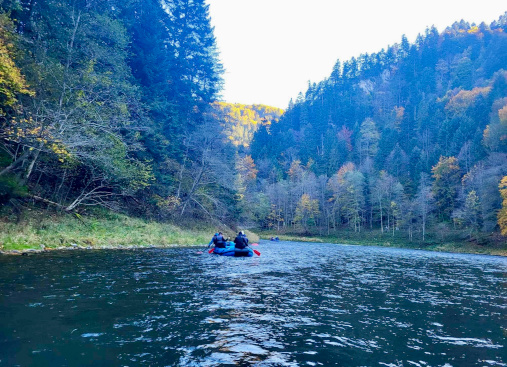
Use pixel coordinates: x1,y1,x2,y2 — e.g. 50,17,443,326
213,234,226,248
234,234,247,249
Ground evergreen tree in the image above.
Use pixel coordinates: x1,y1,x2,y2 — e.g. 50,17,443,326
431,156,461,221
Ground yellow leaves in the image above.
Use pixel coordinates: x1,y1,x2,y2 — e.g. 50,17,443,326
483,98,507,149
266,204,284,229
445,87,491,114
2,116,71,162
212,102,284,147
288,160,303,179
467,26,479,34
118,102,128,115
498,176,507,236
154,195,181,210
0,16,34,107
431,156,460,181
237,155,258,181
50,143,71,160
294,193,320,227
85,59,97,74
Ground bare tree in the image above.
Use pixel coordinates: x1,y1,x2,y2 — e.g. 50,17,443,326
176,114,235,220
415,173,434,241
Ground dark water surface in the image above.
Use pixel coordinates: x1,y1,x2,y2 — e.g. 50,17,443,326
0,241,505,366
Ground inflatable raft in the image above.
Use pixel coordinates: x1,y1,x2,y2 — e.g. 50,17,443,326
211,241,253,257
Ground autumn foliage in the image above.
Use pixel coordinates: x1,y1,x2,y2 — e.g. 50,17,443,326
498,176,507,236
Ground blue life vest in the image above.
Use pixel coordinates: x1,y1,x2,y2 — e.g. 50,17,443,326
213,234,226,248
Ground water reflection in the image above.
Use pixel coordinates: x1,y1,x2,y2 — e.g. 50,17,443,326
0,242,505,366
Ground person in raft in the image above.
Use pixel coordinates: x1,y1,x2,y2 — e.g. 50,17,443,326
209,232,227,248
234,231,249,251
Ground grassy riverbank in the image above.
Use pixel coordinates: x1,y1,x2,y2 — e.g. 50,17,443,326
2,209,504,256
0,211,218,253
258,229,507,257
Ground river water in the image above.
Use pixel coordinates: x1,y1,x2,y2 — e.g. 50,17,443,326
0,241,505,366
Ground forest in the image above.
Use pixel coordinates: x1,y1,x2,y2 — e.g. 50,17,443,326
0,1,506,248
247,15,507,244
0,0,233,224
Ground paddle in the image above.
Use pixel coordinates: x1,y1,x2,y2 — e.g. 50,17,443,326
196,246,210,254
251,243,259,246
246,243,260,256
208,247,215,254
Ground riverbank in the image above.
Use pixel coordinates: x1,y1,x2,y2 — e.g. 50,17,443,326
2,210,504,257
0,211,219,255
259,230,507,257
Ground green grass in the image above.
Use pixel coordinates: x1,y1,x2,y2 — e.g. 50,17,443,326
2,210,504,257
0,211,214,252
258,229,507,257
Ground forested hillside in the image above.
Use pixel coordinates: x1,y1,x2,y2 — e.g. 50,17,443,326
0,0,237,224
213,102,283,147
247,15,507,242
1,1,506,247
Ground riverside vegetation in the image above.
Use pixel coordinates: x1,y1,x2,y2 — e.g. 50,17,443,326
0,210,212,253
0,2,506,254
258,230,507,256
0,206,259,253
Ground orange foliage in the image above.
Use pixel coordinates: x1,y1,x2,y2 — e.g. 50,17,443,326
337,162,355,183
288,160,303,179
237,155,258,181
445,87,491,114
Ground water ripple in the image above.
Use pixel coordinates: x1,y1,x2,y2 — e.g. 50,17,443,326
0,243,505,366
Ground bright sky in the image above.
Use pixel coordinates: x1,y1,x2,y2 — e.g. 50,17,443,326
206,0,506,109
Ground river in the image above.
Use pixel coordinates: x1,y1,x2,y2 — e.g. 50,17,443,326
0,241,505,366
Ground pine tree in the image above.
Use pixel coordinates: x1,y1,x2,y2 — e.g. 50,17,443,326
432,156,461,221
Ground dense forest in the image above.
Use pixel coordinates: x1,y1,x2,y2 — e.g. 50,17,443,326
0,0,239,224
1,1,506,245
214,102,283,148
246,15,507,242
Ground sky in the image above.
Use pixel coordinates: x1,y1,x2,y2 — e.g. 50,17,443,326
206,0,506,109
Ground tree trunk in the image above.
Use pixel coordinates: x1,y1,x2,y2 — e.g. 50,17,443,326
422,217,426,241
0,149,31,177
380,201,383,234
23,148,41,183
